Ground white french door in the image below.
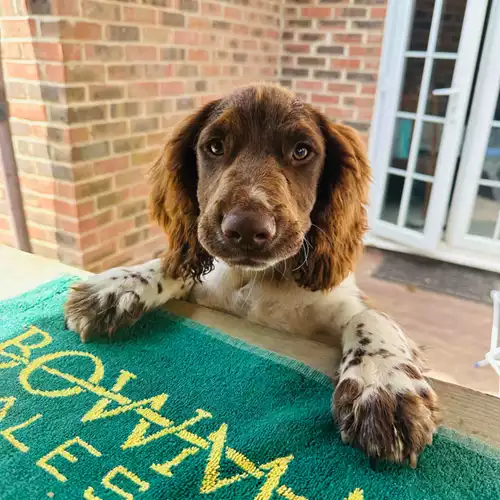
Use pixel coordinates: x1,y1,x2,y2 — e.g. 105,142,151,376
447,0,500,254
369,0,490,250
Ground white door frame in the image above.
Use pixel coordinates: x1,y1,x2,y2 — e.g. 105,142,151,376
369,0,490,250
446,0,500,254
368,0,412,227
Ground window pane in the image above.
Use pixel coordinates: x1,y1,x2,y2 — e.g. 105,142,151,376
381,174,405,225
409,0,435,51
482,127,500,181
426,59,455,117
468,185,500,238
405,179,433,232
391,118,415,171
416,122,443,175
399,58,425,113
436,0,467,53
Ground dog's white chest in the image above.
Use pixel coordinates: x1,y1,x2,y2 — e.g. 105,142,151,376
189,262,358,344
189,263,271,319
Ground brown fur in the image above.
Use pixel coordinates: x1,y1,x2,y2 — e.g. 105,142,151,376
334,378,440,463
149,84,371,290
149,100,219,281
64,282,146,339
293,117,370,290
397,362,423,380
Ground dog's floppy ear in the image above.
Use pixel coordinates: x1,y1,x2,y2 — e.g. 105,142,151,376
149,99,221,281
295,112,371,291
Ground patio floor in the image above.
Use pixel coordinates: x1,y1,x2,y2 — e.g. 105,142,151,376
357,247,498,396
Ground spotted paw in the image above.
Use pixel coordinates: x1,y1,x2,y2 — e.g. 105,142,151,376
64,261,187,341
333,360,440,467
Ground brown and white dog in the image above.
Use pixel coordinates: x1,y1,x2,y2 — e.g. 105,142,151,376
65,83,440,467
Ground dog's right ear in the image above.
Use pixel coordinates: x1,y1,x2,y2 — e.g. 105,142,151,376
149,99,221,282
294,110,371,291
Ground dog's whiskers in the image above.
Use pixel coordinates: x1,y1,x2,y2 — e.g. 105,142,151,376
241,271,257,309
292,237,311,272
311,223,335,247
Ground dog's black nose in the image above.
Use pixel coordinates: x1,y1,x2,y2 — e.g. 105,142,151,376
221,210,276,249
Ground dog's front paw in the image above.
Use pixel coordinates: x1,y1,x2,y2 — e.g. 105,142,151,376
65,262,189,341
333,356,440,467
64,270,153,342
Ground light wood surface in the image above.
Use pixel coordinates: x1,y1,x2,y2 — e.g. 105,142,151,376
1,245,499,449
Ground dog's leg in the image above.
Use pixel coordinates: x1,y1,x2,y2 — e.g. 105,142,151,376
334,307,440,467
65,259,192,341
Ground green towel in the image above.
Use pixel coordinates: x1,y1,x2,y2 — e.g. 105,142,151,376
0,277,499,500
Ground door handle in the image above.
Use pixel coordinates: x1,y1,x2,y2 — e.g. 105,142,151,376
432,88,461,124
432,87,460,96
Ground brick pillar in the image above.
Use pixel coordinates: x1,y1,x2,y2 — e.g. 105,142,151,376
0,0,84,264
0,45,15,247
0,0,281,271
280,0,388,144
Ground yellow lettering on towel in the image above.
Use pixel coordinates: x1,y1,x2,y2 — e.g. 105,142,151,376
200,422,294,500
83,487,101,500
345,489,364,500
151,446,200,477
20,351,106,398
0,397,16,421
0,327,317,500
122,408,212,450
0,413,42,452
82,394,168,423
201,423,255,494
111,370,137,393
84,466,150,500
102,466,150,500
277,485,308,500
255,456,294,500
37,437,101,482
0,326,52,369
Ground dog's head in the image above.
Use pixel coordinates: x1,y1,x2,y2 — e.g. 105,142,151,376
150,84,370,291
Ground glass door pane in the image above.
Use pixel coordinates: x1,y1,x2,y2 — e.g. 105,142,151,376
467,111,500,241
382,0,466,230
372,0,489,249
446,0,500,253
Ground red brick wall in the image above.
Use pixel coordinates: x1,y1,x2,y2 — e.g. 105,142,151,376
0,0,387,271
280,0,387,143
0,0,281,271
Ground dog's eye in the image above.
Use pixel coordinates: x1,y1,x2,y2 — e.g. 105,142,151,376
207,140,224,156
292,143,310,161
